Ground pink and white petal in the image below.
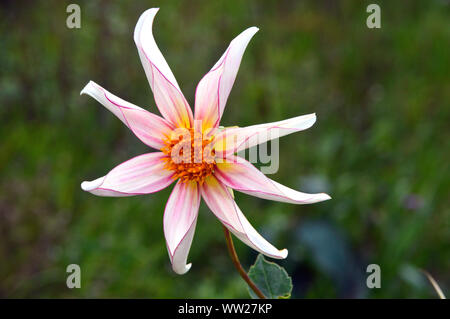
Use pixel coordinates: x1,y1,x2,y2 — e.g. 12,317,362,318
213,113,317,156
81,81,174,150
201,176,287,259
81,152,174,197
164,180,200,274
195,27,259,131
134,8,193,128
214,155,331,204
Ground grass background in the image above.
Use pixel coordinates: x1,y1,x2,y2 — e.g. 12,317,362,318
0,0,448,298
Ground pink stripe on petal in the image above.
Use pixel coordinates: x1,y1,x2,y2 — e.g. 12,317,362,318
134,8,193,128
201,176,287,259
214,155,331,204
164,180,200,274
81,81,174,150
213,113,317,156
81,152,174,197
194,27,258,131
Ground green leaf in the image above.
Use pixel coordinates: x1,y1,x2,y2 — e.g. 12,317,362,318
247,254,293,299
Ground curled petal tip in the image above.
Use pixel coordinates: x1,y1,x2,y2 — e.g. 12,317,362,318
173,262,192,275
165,181,200,275
280,249,288,259
322,193,332,200
81,176,105,192
81,153,175,197
81,179,98,192
134,6,193,127
79,82,89,96
309,113,317,126
80,81,95,96
300,113,317,130
134,8,157,44
80,181,90,191
265,248,288,259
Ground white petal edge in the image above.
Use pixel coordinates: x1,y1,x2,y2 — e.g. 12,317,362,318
134,8,180,91
134,8,193,128
201,175,287,259
214,155,331,204
81,152,175,197
194,27,259,130
80,81,174,150
164,180,200,274
214,113,317,156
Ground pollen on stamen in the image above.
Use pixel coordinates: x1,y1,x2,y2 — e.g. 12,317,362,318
161,128,215,185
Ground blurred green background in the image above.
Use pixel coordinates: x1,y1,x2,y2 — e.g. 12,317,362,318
1,0,449,298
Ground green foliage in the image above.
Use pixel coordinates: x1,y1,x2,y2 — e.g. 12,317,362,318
248,254,293,299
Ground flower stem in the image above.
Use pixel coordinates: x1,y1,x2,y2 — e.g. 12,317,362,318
223,226,266,299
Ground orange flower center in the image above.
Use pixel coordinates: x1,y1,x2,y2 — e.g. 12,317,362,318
161,128,215,184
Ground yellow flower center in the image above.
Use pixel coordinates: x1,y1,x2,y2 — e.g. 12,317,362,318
161,128,215,184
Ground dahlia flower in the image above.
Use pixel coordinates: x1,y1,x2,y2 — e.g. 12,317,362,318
81,8,330,274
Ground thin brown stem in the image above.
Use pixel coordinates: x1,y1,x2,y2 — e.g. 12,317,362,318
223,226,266,299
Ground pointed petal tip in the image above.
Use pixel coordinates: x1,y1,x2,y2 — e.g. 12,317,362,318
312,193,332,202
144,7,159,17
242,26,259,39
309,192,332,202
142,7,159,16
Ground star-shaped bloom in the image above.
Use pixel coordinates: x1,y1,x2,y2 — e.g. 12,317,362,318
81,8,330,274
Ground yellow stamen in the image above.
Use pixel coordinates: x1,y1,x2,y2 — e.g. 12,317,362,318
161,128,215,184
